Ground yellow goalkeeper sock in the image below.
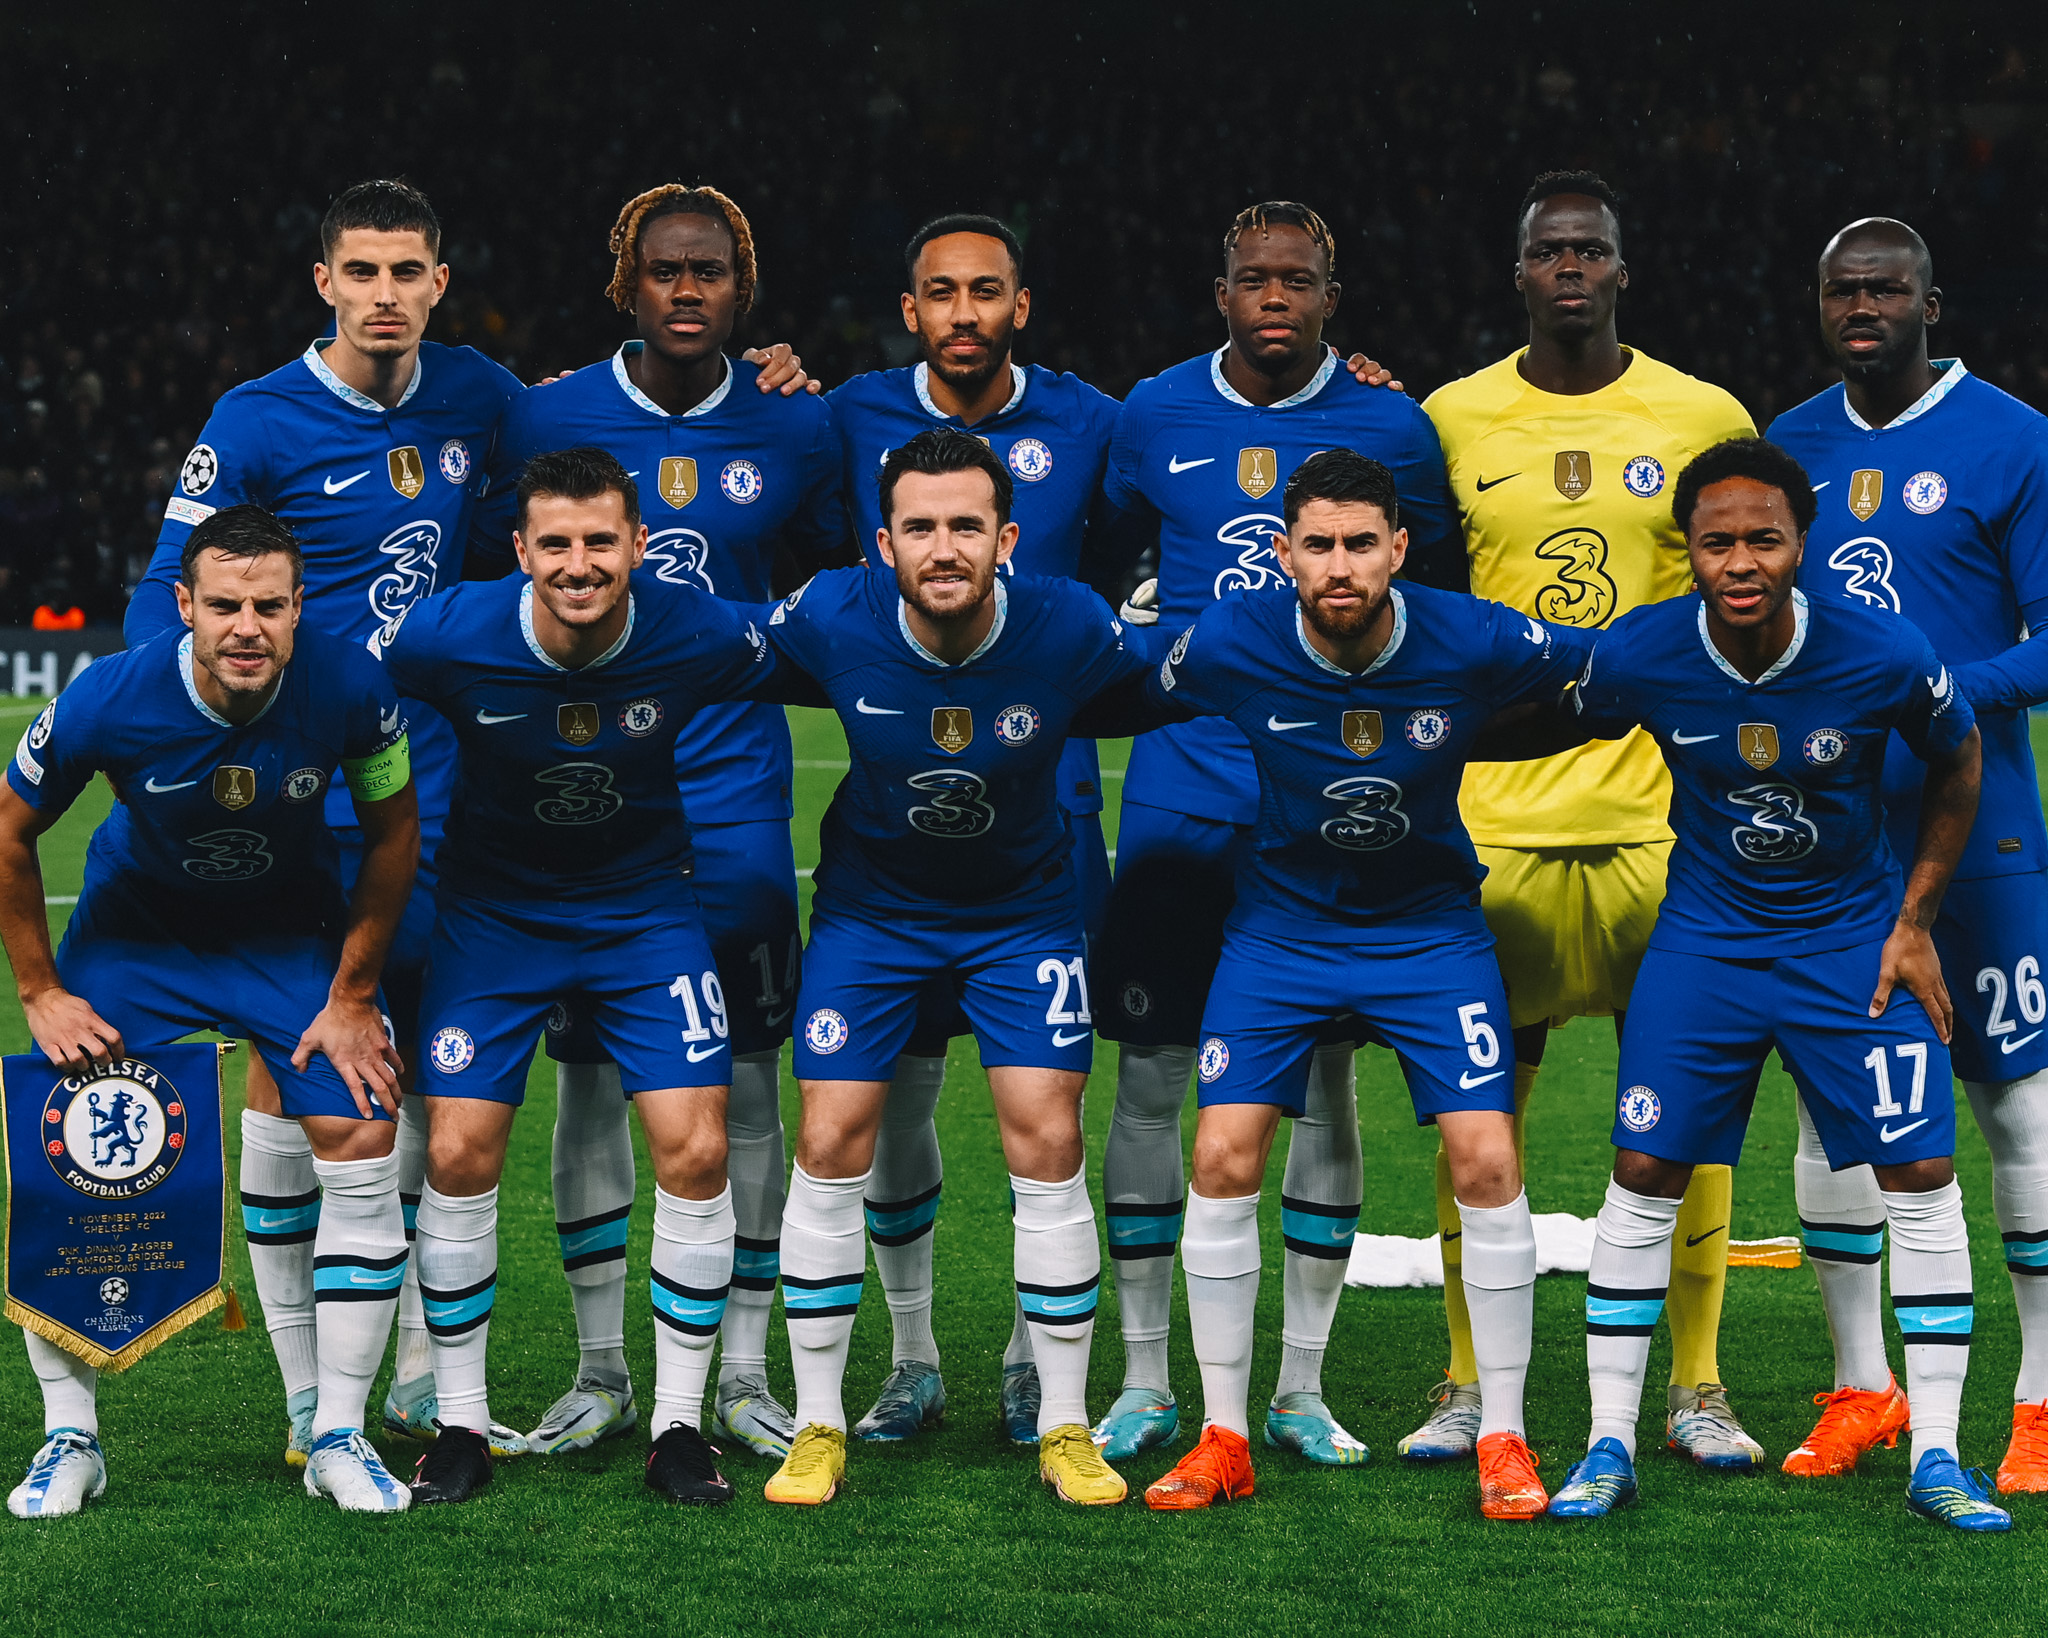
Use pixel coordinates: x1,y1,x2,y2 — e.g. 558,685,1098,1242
1667,1162,1733,1387
1438,1063,1536,1386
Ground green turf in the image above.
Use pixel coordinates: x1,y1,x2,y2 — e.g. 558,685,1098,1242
0,698,2045,1636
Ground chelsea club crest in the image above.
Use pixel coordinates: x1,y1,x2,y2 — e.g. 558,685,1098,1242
994,703,1041,746
41,1060,189,1201
720,460,765,504
1007,439,1054,482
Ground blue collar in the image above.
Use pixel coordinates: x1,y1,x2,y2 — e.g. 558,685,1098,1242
611,343,733,419
520,582,637,671
1210,344,1337,410
897,577,1009,668
302,339,422,413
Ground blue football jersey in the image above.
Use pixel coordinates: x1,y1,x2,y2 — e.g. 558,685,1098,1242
128,339,523,854
827,361,1123,818
6,625,405,933
1105,346,1459,823
1147,583,1590,940
471,348,845,825
378,576,791,903
1573,590,1977,956
763,568,1147,911
1772,362,2048,880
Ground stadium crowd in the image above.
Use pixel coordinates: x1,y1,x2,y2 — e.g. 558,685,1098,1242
4,7,2048,621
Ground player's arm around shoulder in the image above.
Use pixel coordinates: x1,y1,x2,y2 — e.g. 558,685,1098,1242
367,582,461,702
1466,602,1634,763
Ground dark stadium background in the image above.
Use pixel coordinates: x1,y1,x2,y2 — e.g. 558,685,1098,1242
7,2,2048,625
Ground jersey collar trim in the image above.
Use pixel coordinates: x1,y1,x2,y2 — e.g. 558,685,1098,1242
897,576,1009,668
912,361,1028,421
178,633,281,728
303,340,422,413
1294,586,1407,677
1210,344,1337,410
611,344,733,419
1841,359,1969,432
520,582,637,671
1698,587,1808,686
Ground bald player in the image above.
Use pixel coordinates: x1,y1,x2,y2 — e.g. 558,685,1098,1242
1406,171,1760,1467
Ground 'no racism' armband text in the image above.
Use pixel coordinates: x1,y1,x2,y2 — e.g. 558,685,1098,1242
342,733,411,802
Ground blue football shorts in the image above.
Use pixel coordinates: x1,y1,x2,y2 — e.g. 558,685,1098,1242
418,887,729,1104
1614,938,1956,1170
56,882,386,1123
549,818,801,1065
793,890,1094,1082
1936,870,2048,1084
1194,921,1518,1121
1092,799,1244,1046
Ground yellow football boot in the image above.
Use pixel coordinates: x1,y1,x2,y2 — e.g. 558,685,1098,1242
764,1422,846,1506
1039,1423,1127,1506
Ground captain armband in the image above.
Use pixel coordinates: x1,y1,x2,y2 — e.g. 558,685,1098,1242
342,733,410,802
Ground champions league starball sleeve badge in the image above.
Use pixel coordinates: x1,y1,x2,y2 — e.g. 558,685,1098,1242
3,1044,228,1370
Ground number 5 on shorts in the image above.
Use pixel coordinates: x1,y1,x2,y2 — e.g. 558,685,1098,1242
1457,1001,1500,1069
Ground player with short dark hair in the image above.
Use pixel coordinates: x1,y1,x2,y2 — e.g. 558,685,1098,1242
387,447,807,1509
1770,217,2048,1492
2,505,420,1516
1089,201,1460,1466
1087,448,1585,1518
1407,171,1762,1467
1527,443,2008,1531
468,182,846,1465
755,427,1143,1508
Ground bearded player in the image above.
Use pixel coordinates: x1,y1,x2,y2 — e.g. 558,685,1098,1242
1770,218,2048,1491
1407,172,1759,1467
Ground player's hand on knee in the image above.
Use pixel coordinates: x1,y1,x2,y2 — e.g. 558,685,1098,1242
743,343,821,396
1343,352,1404,393
23,989,124,1070
294,997,404,1119
1872,917,1953,1043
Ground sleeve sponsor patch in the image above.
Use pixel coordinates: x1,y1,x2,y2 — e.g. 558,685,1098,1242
165,496,217,527
12,704,54,787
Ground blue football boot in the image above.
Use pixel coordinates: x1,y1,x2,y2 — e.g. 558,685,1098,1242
1001,1362,1042,1447
853,1361,946,1442
1546,1437,1638,1518
1090,1386,1180,1460
1264,1392,1370,1466
1906,1449,2013,1532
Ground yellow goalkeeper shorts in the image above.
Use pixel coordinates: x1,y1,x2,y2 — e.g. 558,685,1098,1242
1475,840,1672,1029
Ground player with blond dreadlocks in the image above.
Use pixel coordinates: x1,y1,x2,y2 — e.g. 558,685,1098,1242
465,183,848,1497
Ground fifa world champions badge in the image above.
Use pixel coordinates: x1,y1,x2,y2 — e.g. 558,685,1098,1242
4,1044,229,1369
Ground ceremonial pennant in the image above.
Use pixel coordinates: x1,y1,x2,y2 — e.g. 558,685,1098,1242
4,1044,227,1370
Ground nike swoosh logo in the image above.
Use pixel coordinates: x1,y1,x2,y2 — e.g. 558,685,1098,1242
476,710,528,725
1441,1230,1462,1243
764,1008,793,1029
1880,1119,1930,1143
1167,456,1215,474
1458,1070,1505,1090
1051,1029,1091,1047
1267,716,1316,732
380,705,402,734
855,698,903,715
2002,1030,2043,1055
323,471,369,495
1474,473,1519,491
686,1043,723,1062
348,1271,391,1285
1685,1225,1727,1249
1670,732,1719,744
144,777,198,793
1811,481,1831,492
256,1215,296,1229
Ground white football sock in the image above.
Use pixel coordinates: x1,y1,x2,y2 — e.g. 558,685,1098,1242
867,1055,945,1368
721,1051,786,1384
1275,1043,1362,1401
1182,1189,1261,1439
1103,1043,1191,1392
239,1109,319,1399
1013,1168,1101,1434
1460,1191,1538,1439
415,1184,500,1435
1964,1073,2048,1400
24,1330,97,1436
552,1061,632,1383
1585,1180,1680,1458
651,1186,734,1435
1793,1092,1892,1391
780,1165,868,1433
392,1097,434,1385
309,1152,407,1437
1884,1180,1973,1465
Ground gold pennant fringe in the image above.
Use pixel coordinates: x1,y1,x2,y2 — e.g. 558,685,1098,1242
7,1284,225,1372
222,1283,246,1330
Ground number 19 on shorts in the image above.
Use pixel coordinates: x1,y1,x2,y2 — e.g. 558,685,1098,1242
670,971,730,1056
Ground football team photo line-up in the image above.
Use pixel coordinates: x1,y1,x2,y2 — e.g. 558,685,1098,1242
2,164,2044,1534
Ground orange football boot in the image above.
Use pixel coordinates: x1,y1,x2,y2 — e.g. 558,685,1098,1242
1780,1377,1910,1476
1996,1398,2048,1494
1476,1431,1546,1520
1144,1424,1256,1511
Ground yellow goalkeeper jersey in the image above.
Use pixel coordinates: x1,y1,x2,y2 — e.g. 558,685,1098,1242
1425,347,1754,846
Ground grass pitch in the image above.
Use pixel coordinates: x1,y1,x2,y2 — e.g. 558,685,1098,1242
0,697,2045,1636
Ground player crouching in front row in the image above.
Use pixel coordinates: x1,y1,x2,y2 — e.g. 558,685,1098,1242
1490,439,2009,1531
1081,449,1583,1518
0,506,420,1515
